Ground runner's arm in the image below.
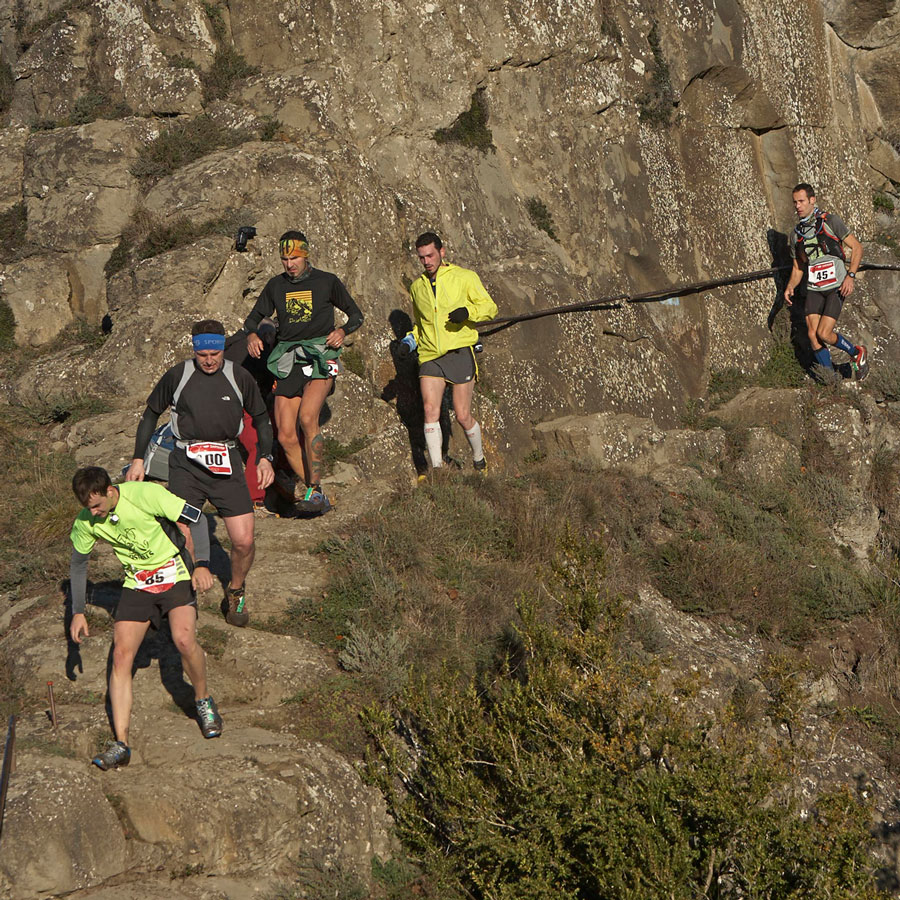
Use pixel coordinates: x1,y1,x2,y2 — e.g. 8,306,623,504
465,272,498,322
69,548,91,643
784,260,804,305
840,233,863,297
331,278,364,335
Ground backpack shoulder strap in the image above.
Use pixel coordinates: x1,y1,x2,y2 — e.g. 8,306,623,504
222,359,244,405
222,359,245,437
169,360,194,441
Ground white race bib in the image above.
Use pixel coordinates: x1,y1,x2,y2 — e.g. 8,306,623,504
186,441,232,475
134,558,178,593
809,260,838,288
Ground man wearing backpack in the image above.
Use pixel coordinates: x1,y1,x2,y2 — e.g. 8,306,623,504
69,466,221,769
127,320,275,627
784,183,868,380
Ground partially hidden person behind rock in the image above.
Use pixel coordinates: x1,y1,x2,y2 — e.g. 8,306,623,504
784,182,868,381
68,466,223,770
225,317,278,517
397,232,497,473
244,230,364,514
126,319,275,628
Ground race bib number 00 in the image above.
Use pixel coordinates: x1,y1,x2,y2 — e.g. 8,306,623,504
134,559,178,593
809,260,838,288
187,441,232,475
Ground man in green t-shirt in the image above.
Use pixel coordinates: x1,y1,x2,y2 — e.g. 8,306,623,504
69,466,223,770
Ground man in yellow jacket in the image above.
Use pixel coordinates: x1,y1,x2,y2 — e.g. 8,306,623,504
398,232,498,471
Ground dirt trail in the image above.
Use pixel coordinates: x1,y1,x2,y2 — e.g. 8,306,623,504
0,473,396,900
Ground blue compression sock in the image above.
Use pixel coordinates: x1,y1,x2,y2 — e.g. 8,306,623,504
814,347,834,369
834,333,855,356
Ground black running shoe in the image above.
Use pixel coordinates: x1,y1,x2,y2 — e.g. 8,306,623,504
196,696,223,739
473,457,487,472
92,740,131,770
297,484,331,514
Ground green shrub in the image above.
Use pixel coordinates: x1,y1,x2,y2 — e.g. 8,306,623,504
526,196,558,241
340,347,366,378
131,115,251,188
0,61,14,117
0,202,28,264
201,45,258,103
364,535,885,899
69,91,132,126
258,114,282,141
106,207,245,274
637,22,674,126
323,435,368,467
201,1,227,41
434,88,495,152
0,298,14,350
873,193,895,213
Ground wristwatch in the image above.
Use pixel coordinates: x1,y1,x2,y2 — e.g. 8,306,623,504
848,272,856,279
262,453,274,462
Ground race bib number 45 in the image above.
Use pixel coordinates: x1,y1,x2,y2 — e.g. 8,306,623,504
187,441,233,475
809,260,838,289
134,558,178,593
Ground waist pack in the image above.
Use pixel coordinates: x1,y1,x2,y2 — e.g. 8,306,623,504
143,422,176,481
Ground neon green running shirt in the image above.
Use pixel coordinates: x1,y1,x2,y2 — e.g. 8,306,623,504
69,482,191,589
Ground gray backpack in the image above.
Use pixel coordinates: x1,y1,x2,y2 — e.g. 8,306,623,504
143,359,243,481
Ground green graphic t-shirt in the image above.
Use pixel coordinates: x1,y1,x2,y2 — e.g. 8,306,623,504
69,482,190,589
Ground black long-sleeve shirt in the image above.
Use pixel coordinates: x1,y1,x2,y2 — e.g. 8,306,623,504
243,268,363,341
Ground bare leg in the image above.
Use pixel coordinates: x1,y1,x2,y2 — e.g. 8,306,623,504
274,395,306,481
109,619,151,745
297,378,334,487
222,513,255,589
168,604,207,699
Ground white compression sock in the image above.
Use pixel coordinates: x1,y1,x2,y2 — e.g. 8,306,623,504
424,422,443,467
464,421,484,462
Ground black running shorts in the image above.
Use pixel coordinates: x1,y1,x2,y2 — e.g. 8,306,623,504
168,446,253,517
805,287,843,320
115,579,196,630
419,346,477,384
273,361,337,398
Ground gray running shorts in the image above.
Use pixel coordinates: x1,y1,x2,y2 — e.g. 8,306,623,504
419,346,477,384
805,287,843,320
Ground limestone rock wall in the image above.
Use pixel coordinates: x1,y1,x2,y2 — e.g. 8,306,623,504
0,0,899,438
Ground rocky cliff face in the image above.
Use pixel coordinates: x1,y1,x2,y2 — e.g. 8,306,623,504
2,0,900,446
4,1,900,896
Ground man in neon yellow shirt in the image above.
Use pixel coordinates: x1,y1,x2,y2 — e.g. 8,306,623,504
69,466,222,770
398,232,497,472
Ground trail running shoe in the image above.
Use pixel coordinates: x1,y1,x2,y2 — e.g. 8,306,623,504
443,454,463,469
853,346,870,382
473,457,487,472
297,485,331,514
196,696,223,739
225,585,250,627
92,740,131,771
253,500,277,518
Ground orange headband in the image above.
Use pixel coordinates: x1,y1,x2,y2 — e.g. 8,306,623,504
279,238,309,258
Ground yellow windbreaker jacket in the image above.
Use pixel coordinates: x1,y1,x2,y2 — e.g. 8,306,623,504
408,263,498,363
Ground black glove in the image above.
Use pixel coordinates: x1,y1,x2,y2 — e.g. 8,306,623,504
448,306,469,324
396,341,411,360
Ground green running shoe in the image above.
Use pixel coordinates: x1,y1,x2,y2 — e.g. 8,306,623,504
196,696,223,739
